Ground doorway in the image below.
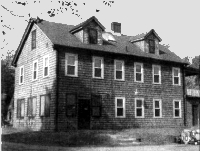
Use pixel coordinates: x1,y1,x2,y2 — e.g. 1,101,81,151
192,105,199,126
78,99,90,129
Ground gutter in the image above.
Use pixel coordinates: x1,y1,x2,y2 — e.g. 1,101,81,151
55,48,59,131
182,65,187,126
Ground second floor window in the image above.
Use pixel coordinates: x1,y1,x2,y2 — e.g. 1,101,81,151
40,94,50,117
88,28,97,44
65,53,78,77
135,98,144,118
19,66,24,84
149,39,155,54
17,99,25,118
134,63,143,82
153,65,161,84
32,30,36,50
93,57,104,79
43,55,49,77
114,60,124,80
172,67,180,85
33,60,38,80
27,97,37,117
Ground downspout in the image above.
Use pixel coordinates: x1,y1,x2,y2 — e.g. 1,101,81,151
182,65,187,127
55,49,59,131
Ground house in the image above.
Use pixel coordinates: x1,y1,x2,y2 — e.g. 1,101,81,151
12,16,194,131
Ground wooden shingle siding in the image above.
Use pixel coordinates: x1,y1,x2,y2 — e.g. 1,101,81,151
13,24,57,131
57,47,184,130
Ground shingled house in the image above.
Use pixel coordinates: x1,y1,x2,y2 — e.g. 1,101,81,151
12,16,191,131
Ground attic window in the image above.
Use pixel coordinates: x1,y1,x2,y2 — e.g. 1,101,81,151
149,39,155,54
88,28,97,44
32,30,36,50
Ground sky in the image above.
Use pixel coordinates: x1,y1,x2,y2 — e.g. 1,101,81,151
1,0,200,61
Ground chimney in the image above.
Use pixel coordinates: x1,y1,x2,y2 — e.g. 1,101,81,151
111,22,121,34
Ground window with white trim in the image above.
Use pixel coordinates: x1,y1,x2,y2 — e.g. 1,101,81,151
153,99,162,118
173,100,181,118
135,98,144,118
19,66,24,84
172,67,181,85
114,60,124,80
93,57,104,79
65,53,78,76
32,60,38,80
43,55,49,77
115,97,125,118
153,65,161,84
134,63,143,82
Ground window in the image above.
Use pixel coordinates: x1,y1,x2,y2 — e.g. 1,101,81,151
114,60,124,80
88,28,97,44
149,39,155,54
17,99,25,118
19,66,24,84
91,95,102,117
66,93,77,117
172,67,181,85
93,57,104,79
27,97,37,117
115,97,125,118
135,98,144,118
134,63,143,82
43,55,49,77
65,53,78,77
40,94,50,117
152,65,161,84
32,30,36,50
153,99,162,118
32,60,38,80
173,100,181,118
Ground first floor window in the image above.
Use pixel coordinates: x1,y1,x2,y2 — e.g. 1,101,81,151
115,97,125,118
66,93,77,117
17,99,25,118
135,98,144,118
153,99,162,118
91,94,102,117
40,94,50,117
173,100,181,118
65,53,78,76
27,97,37,117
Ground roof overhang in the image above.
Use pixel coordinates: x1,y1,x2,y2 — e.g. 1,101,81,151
185,66,199,76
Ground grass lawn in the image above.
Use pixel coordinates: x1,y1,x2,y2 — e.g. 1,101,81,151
2,127,183,147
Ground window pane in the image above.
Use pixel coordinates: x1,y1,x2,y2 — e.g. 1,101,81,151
174,69,178,76
149,40,155,46
34,71,37,79
117,99,123,107
155,109,160,117
68,55,75,65
45,95,50,117
116,71,122,79
21,100,24,117
94,59,101,68
175,101,179,108
17,100,21,118
45,58,48,66
154,75,159,83
136,100,142,107
27,98,32,116
32,98,37,116
20,76,23,83
117,108,123,116
92,107,100,116
136,108,142,116
89,29,97,44
40,96,45,116
34,62,37,71
44,67,48,76
67,94,76,105
155,101,160,108
136,73,141,81
136,65,141,72
154,66,159,74
174,77,179,84
95,68,101,77
66,105,76,116
116,61,122,70
175,109,180,117
21,68,23,75
67,65,75,75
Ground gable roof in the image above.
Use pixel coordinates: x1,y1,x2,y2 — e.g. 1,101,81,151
12,17,188,67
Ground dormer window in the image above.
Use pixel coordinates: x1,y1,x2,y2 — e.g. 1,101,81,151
149,39,155,54
88,28,97,44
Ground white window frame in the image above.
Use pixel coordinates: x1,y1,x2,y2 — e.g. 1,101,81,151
134,62,144,83
19,65,24,85
114,60,125,81
115,97,126,118
32,60,38,81
135,98,144,118
92,56,104,79
173,100,182,118
172,67,181,86
152,65,161,84
65,53,78,77
43,55,49,78
153,99,162,118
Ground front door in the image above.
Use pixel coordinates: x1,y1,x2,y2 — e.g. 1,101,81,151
192,105,199,126
78,99,90,129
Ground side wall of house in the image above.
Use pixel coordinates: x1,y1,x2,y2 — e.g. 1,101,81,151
57,48,184,130
13,23,57,131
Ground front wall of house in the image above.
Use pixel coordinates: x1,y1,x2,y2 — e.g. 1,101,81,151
13,24,57,131
57,48,184,130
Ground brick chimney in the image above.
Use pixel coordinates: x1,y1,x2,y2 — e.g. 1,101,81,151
111,22,121,34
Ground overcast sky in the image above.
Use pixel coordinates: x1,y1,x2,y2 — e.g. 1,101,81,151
1,0,200,61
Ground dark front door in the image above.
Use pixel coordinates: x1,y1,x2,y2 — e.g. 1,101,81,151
78,99,90,129
192,105,199,126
